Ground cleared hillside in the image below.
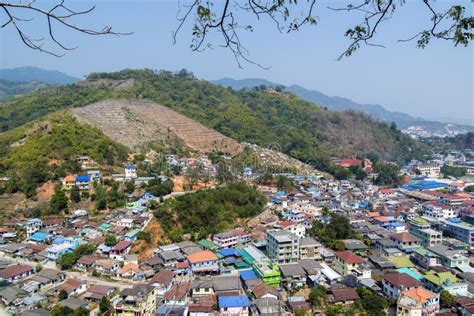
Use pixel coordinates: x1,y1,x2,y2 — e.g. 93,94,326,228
72,100,244,156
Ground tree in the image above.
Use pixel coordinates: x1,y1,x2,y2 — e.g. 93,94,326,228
58,252,76,270
35,263,42,272
356,287,388,316
309,286,327,308
70,185,81,203
73,244,96,258
185,163,206,189
465,185,474,192
99,296,110,313
173,0,473,67
277,175,293,192
105,234,117,246
440,290,457,309
50,184,68,214
441,165,467,178
124,180,135,194
58,289,68,300
374,162,402,186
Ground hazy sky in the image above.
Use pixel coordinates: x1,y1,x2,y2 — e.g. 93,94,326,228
0,0,472,124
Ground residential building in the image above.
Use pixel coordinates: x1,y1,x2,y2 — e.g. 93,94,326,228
56,278,87,297
423,271,469,296
149,269,175,297
213,228,251,249
266,230,299,264
409,227,443,248
113,285,157,316
382,272,423,300
187,250,219,274
110,240,132,260
299,237,321,260
218,295,250,316
333,251,365,277
441,219,474,247
62,175,76,190
252,262,280,287
417,163,441,177
279,221,306,239
24,219,42,238
429,244,469,268
423,202,458,219
390,232,420,252
397,287,440,316
75,175,91,190
0,265,34,282
125,165,138,179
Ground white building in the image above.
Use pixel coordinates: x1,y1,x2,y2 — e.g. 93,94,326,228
24,219,42,238
266,230,299,264
125,165,138,179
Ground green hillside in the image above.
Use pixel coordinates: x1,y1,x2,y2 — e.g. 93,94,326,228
0,112,128,197
0,69,427,172
155,182,266,241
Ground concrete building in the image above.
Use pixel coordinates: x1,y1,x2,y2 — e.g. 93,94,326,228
266,230,299,264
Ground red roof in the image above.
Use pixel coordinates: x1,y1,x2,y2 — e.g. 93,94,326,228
0,265,33,279
112,240,131,251
383,272,422,288
334,251,365,264
279,220,296,227
390,232,419,243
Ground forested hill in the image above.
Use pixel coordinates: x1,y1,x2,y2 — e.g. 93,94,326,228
0,68,427,170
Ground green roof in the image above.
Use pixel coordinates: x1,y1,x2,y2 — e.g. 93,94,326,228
198,239,219,250
125,229,140,238
240,249,256,265
234,261,250,269
99,223,111,230
411,217,428,225
424,271,458,286
413,247,439,257
389,256,414,268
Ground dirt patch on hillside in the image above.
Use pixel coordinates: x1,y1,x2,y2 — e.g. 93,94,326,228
132,217,164,260
72,100,244,156
36,181,56,203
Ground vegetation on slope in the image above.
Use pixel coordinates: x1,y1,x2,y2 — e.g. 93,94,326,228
154,182,266,242
0,112,128,197
0,69,427,172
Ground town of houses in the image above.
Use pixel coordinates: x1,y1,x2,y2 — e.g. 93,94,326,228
1,150,474,316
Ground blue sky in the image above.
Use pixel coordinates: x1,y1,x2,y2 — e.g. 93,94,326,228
0,0,472,124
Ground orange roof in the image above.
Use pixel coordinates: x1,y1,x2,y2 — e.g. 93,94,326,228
402,287,436,304
367,212,380,218
379,188,394,194
450,182,464,187
373,216,389,223
64,175,76,182
187,250,218,263
119,262,139,274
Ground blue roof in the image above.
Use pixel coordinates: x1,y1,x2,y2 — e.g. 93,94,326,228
449,218,463,223
29,232,51,242
403,181,447,191
239,269,258,280
125,165,137,169
397,268,424,281
75,175,91,182
277,191,287,197
219,248,241,257
219,295,250,308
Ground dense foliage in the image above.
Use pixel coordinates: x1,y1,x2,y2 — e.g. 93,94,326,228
58,244,96,270
155,182,265,241
374,162,402,186
310,210,360,250
0,113,128,196
441,165,467,178
0,69,426,173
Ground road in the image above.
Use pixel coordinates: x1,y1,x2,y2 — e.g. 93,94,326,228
5,255,133,290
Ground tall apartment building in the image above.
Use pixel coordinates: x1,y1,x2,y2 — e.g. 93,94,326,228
266,230,299,264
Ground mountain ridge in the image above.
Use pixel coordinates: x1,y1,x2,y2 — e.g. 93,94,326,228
212,77,474,132
0,66,80,84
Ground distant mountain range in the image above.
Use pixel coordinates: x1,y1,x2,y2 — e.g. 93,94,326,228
0,66,80,84
213,78,474,135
